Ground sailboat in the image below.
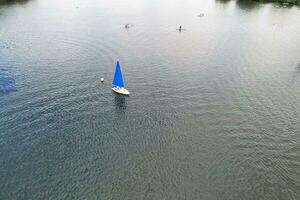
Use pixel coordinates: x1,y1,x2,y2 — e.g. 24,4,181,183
112,61,130,95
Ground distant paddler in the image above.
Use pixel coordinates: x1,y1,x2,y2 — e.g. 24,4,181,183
177,25,185,32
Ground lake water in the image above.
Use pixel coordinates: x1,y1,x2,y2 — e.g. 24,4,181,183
0,0,300,199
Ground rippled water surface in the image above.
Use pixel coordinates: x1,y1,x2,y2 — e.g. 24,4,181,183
1,0,300,199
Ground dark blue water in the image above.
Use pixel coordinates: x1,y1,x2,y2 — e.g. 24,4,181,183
1,0,300,199
0,69,16,94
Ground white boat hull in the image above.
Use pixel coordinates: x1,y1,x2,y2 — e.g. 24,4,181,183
112,87,130,95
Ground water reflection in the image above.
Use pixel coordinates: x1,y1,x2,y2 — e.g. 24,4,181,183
0,0,30,6
114,93,127,114
236,0,259,10
217,0,297,10
216,0,231,3
216,0,259,10
273,3,294,9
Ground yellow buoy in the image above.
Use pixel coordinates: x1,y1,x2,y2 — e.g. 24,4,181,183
100,78,104,82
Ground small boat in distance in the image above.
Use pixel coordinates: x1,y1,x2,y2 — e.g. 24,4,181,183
112,61,130,96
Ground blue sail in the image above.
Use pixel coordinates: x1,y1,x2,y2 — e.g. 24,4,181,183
112,61,124,87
